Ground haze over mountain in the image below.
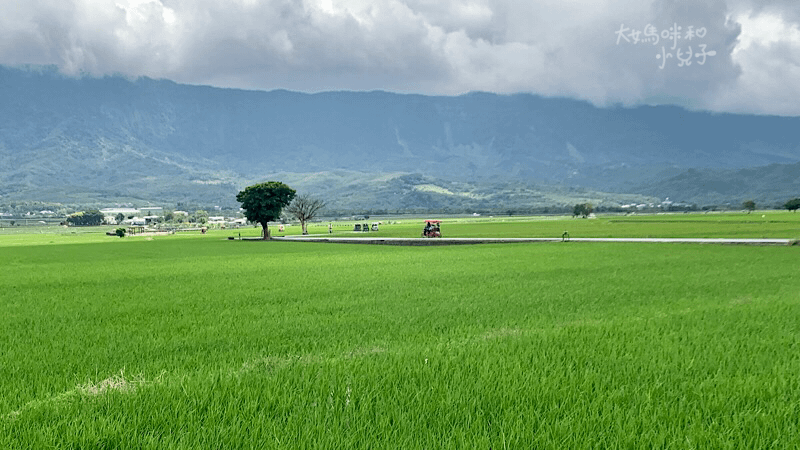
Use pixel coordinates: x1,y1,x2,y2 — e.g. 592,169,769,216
1,65,799,211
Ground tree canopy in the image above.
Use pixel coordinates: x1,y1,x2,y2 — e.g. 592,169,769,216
742,200,756,213
573,203,593,218
785,198,800,212
236,181,296,239
193,210,209,224
66,209,105,226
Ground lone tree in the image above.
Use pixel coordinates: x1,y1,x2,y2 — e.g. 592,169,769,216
742,200,756,213
236,181,296,239
785,198,800,212
573,203,593,218
284,194,326,235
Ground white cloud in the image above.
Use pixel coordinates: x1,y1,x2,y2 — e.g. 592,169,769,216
0,0,798,115
711,10,800,115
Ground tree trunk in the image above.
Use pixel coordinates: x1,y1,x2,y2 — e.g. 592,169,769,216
262,223,270,240
301,219,308,235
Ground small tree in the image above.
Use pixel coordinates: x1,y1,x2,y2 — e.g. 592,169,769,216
785,198,800,212
284,194,326,235
194,210,209,225
573,203,593,218
742,200,756,213
236,181,296,239
115,213,125,224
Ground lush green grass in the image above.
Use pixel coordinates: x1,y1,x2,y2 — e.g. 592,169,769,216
2,218,800,447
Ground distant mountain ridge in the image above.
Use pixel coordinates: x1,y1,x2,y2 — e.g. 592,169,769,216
637,162,800,206
1,65,799,210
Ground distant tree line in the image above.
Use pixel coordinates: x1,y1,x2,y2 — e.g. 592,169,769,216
321,205,585,217
66,209,104,226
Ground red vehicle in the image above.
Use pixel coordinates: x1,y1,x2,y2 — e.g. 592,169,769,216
422,220,441,238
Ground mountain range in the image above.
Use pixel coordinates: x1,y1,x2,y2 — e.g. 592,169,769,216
1,65,799,212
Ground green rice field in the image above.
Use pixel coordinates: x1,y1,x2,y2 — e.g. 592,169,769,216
276,210,800,239
2,213,799,447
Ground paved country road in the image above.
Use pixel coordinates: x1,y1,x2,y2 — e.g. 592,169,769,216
271,236,794,246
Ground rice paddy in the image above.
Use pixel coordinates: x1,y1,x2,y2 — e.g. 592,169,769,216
2,213,799,447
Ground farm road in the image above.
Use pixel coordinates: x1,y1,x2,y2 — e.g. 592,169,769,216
272,237,794,246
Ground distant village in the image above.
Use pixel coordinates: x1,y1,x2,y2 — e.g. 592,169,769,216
96,207,247,228
0,205,248,229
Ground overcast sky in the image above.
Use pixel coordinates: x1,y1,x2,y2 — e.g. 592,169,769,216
1,0,799,116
